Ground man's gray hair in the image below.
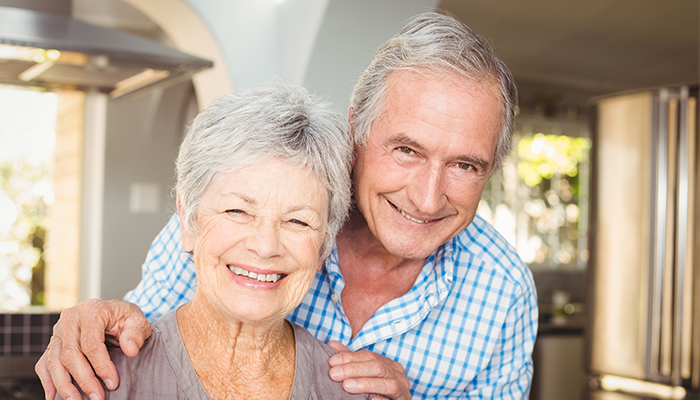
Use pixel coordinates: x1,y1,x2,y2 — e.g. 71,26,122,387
350,11,518,172
176,83,352,260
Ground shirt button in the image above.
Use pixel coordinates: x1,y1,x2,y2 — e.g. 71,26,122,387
393,320,406,329
331,294,339,303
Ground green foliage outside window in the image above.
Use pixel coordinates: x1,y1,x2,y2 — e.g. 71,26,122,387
0,86,55,310
480,126,591,271
0,159,51,308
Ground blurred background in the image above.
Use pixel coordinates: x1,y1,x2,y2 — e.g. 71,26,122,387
0,0,697,399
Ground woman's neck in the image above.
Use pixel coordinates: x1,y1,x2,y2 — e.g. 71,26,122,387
176,294,296,399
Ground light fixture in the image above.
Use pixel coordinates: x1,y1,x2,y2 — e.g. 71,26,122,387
0,6,212,97
111,69,171,98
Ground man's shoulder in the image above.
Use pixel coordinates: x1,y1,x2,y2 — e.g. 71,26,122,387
450,214,534,293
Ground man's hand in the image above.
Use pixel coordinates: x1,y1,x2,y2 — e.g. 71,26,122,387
327,341,411,400
34,299,151,400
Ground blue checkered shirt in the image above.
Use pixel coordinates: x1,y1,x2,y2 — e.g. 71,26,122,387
125,213,538,399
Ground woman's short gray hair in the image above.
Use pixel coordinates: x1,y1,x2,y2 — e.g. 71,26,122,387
176,83,352,260
350,11,518,173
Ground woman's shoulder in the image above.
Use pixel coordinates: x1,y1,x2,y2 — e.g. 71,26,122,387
102,310,190,399
54,315,181,400
289,322,373,400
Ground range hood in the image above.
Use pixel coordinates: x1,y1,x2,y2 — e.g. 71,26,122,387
0,5,213,97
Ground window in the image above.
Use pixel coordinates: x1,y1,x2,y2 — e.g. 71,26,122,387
0,86,57,310
479,117,592,271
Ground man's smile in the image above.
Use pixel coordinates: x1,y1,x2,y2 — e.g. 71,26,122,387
388,201,435,224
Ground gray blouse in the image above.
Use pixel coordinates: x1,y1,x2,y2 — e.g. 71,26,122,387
57,309,372,399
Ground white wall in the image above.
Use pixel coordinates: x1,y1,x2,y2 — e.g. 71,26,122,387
100,82,194,301
182,0,439,108
303,0,439,111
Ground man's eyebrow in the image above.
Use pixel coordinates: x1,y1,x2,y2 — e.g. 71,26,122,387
389,134,424,150
390,134,492,171
456,155,491,171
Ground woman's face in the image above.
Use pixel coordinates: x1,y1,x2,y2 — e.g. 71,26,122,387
180,158,329,325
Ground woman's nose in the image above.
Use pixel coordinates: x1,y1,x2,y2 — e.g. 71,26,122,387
245,220,283,260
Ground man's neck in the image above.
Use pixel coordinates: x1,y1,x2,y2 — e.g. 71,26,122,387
335,210,427,337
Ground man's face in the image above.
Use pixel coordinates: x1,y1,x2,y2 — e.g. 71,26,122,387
352,70,503,260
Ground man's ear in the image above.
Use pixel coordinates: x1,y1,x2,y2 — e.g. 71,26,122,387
176,195,195,252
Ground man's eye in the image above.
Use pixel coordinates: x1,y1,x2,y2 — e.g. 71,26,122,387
398,147,415,155
458,163,475,171
289,219,309,227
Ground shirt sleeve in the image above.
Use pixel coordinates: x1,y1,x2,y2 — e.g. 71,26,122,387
123,213,197,322
465,281,539,399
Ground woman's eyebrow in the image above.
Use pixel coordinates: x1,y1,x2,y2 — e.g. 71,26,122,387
220,191,256,205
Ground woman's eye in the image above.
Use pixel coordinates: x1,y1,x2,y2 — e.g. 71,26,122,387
398,146,416,155
289,219,309,227
226,209,245,216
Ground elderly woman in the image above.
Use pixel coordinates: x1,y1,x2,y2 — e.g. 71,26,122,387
57,83,370,399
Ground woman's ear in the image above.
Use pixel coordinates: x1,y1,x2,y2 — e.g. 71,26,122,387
177,195,195,252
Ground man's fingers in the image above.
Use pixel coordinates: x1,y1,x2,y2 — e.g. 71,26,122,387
329,348,394,367
114,314,151,358
79,335,118,391
328,349,410,400
44,336,89,400
98,299,151,358
329,355,389,380
343,377,401,397
327,340,350,354
35,351,56,400
77,301,118,390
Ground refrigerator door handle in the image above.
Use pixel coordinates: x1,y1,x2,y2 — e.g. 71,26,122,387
673,86,690,385
660,91,678,379
649,89,669,381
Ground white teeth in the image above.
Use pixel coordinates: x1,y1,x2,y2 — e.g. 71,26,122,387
399,209,428,224
228,265,282,283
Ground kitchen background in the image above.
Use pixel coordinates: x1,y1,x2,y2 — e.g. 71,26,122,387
0,0,697,399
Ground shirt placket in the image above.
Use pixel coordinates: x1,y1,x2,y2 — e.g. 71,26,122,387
322,258,354,344
322,243,456,351
349,246,454,351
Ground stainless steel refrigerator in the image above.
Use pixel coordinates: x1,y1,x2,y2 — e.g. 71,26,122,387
587,85,699,400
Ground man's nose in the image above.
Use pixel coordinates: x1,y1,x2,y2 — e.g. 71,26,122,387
408,164,447,215
245,220,283,259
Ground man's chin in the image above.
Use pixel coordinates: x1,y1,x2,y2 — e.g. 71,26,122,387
378,224,468,260
381,238,444,260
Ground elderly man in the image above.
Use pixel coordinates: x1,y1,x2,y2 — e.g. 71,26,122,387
37,11,537,400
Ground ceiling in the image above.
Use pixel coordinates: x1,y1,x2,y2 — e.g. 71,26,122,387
440,0,699,99
73,0,699,111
